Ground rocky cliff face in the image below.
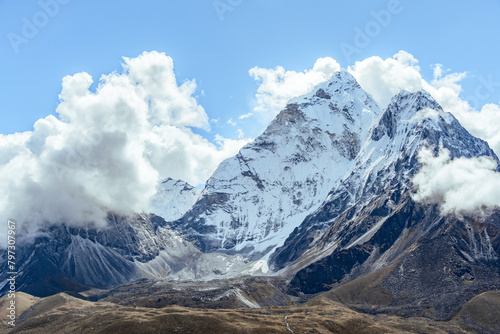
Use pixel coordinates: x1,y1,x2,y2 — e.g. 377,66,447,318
0,214,154,297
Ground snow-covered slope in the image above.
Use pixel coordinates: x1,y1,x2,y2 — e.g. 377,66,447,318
271,89,498,271
174,70,382,258
150,178,201,221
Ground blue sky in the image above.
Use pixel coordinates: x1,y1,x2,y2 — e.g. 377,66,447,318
1,0,500,139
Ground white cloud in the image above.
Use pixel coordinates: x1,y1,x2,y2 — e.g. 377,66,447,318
348,50,423,109
412,147,500,213
449,103,500,158
238,112,253,120
431,64,467,92
215,134,251,154
0,51,249,247
411,107,441,123
249,57,341,123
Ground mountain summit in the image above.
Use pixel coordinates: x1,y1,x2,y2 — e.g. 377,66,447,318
173,70,382,258
172,72,500,317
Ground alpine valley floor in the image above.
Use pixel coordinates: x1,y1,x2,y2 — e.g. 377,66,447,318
1,286,499,334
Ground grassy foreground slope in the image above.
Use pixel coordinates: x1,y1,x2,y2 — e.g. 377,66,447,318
2,291,498,334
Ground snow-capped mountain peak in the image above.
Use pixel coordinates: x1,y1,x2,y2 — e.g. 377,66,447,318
174,71,383,259
150,178,201,221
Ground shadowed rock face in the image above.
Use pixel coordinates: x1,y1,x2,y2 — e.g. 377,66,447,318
289,244,374,295
0,214,159,297
288,197,500,316
283,182,500,319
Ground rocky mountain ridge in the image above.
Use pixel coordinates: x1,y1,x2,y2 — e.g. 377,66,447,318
173,70,383,259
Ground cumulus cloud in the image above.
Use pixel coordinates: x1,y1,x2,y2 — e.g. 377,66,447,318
412,147,500,213
0,51,249,247
249,57,341,123
450,103,500,159
348,50,424,109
